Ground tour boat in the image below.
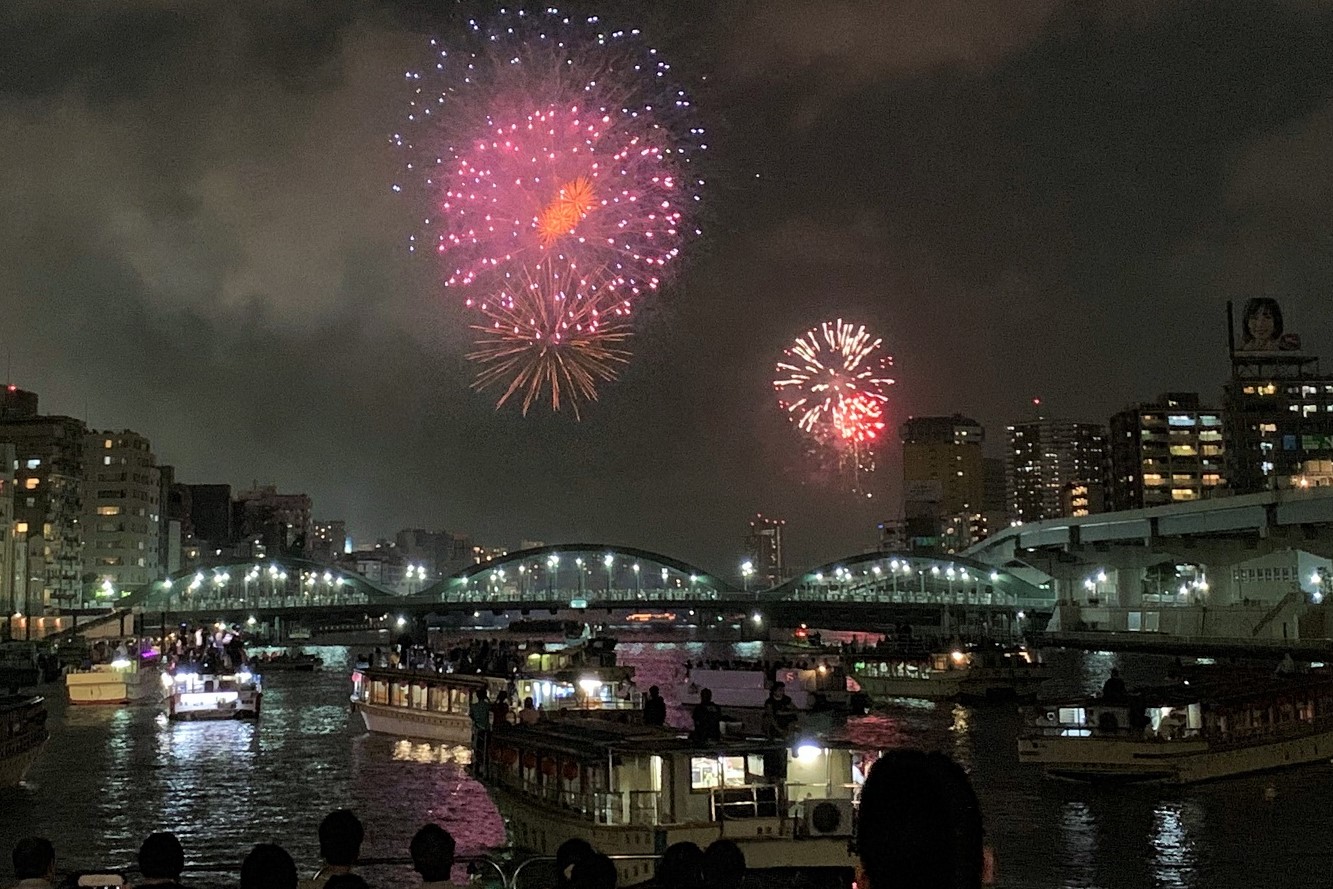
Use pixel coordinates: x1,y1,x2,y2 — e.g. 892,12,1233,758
478,721,866,888
65,658,157,705
163,668,262,720
0,694,48,787
351,641,639,744
1018,673,1333,784
848,643,1049,702
678,662,864,712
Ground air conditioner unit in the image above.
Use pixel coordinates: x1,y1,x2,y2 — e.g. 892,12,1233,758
804,798,855,837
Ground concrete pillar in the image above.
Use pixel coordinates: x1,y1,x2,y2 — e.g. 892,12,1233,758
1114,567,1143,607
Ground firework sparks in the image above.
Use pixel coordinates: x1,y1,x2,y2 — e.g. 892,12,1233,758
395,9,704,414
468,259,632,418
774,319,896,493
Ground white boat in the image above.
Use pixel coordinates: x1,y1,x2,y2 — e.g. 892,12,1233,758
849,644,1049,702
1018,672,1333,784
478,721,864,887
65,658,157,705
352,640,639,744
163,669,262,720
0,694,47,787
678,663,859,711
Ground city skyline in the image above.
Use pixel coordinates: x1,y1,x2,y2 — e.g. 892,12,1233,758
5,1,1333,569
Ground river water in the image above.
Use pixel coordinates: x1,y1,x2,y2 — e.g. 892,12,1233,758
3,642,1331,888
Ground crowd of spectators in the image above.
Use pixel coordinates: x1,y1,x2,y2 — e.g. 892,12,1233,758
10,748,992,889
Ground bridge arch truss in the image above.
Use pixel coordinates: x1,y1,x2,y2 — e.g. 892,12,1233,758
771,552,1050,610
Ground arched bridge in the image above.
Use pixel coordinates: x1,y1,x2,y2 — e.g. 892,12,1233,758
99,545,1052,635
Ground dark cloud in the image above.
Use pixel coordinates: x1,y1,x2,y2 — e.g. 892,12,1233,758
3,1,1333,572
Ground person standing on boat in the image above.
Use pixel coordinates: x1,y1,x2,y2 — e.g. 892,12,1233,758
518,696,541,725
470,688,492,759
761,682,799,740
1101,669,1127,704
643,685,667,726
691,688,722,742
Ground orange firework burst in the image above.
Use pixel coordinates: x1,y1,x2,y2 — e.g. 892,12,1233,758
468,259,632,418
536,176,598,248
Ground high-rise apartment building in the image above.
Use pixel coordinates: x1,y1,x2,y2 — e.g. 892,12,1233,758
1007,419,1108,523
745,514,786,587
0,398,86,610
900,415,985,550
1224,351,1333,493
0,443,16,623
83,429,162,594
1109,393,1225,510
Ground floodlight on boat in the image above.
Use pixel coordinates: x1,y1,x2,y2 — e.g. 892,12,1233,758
110,658,131,669
796,744,822,762
578,676,603,695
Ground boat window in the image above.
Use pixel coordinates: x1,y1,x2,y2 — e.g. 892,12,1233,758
451,687,471,711
410,683,427,710
691,756,748,790
1058,707,1086,726
432,687,450,712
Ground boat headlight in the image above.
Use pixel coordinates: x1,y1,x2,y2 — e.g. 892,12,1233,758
796,743,822,762
578,677,602,695
950,650,967,665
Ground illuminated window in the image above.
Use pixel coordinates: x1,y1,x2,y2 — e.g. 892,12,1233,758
1169,445,1197,457
97,506,121,516
24,458,39,469
104,439,112,449
690,756,749,790
14,522,27,533
1172,489,1197,501
23,478,37,490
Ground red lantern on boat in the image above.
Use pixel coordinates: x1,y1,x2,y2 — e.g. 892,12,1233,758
541,757,557,777
561,760,580,781
522,751,538,769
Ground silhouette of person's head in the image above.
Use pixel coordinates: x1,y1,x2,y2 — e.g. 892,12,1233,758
857,750,989,889
409,824,456,883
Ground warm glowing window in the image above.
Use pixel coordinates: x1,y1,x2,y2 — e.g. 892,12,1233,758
97,506,121,516
14,522,27,533
690,756,749,790
103,439,113,449
1171,489,1197,501
23,478,37,490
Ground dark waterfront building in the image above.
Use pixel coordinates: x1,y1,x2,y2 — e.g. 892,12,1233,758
1109,393,1226,510
1007,418,1108,523
745,513,785,587
0,385,39,420
186,483,233,549
235,484,312,556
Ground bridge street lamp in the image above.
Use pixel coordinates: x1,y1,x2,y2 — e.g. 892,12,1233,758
575,558,585,596
660,567,669,589
546,554,559,597
603,554,614,596
632,563,640,597
741,560,754,593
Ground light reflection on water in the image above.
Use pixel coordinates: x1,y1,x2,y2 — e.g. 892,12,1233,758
2,642,1332,888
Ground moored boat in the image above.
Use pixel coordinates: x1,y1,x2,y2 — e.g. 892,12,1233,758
163,668,262,720
477,721,864,887
1018,672,1333,784
849,643,1049,702
352,639,639,744
0,694,48,787
679,661,863,712
66,658,157,705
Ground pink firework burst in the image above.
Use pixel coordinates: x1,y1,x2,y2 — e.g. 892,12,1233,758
774,319,896,494
394,10,704,414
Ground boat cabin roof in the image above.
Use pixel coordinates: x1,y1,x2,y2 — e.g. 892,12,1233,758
358,666,493,688
1041,673,1333,709
495,720,816,759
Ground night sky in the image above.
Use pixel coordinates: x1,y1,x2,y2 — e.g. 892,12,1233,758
4,0,1333,574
